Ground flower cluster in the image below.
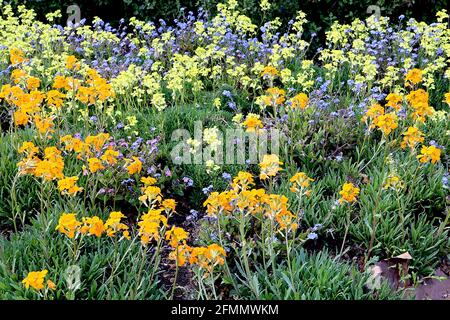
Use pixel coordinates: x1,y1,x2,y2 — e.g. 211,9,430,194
55,211,129,239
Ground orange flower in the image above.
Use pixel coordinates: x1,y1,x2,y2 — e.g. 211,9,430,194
338,182,360,204
100,149,119,166
22,270,48,290
290,93,309,109
259,154,283,180
405,68,422,86
417,145,441,164
401,126,424,149
80,216,105,237
58,176,83,195
55,213,81,238
126,156,142,175
165,226,189,248
88,157,105,173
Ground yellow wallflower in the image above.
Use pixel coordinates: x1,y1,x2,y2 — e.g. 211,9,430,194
26,77,41,91
165,226,189,248
405,68,423,86
10,48,25,65
18,141,39,156
138,209,168,245
162,199,177,212
290,172,314,194
406,89,433,122
383,174,404,191
34,147,65,181
47,280,56,290
401,126,424,149
22,270,49,291
259,154,283,180
361,103,384,125
80,216,105,237
100,149,119,166
141,176,157,185
261,87,286,108
46,90,66,108
385,93,403,111
57,176,83,196
104,211,129,238
87,157,105,173
289,93,309,109
261,66,278,78
373,113,398,135
139,185,162,205
55,213,81,238
66,55,80,70
417,145,441,164
338,182,360,204
242,113,263,132
445,92,450,105
126,156,142,174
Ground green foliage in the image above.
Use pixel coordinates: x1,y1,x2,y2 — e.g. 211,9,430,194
0,213,164,299
237,248,402,300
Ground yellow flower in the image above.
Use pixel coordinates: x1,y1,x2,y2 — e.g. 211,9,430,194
383,174,404,191
18,141,39,156
85,133,110,152
34,147,65,181
22,270,48,290
445,92,450,105
26,77,41,91
385,93,403,111
53,76,71,91
14,110,29,126
80,216,105,237
417,145,441,164
169,244,192,267
57,176,83,196
401,126,424,149
141,176,157,185
66,55,80,70
203,190,235,216
290,93,309,109
100,149,119,166
361,103,384,125
138,209,167,245
261,87,286,108
104,211,129,238
373,113,398,135
88,157,105,173
259,154,283,180
162,199,177,212
11,69,27,83
126,156,142,174
290,172,314,193
55,213,81,238
46,90,66,109
165,226,189,248
338,182,360,204
10,48,25,65
242,113,263,132
139,185,162,205
47,280,56,290
406,89,433,122
261,66,278,78
189,243,226,271
405,68,422,86
34,115,55,137
231,171,254,190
